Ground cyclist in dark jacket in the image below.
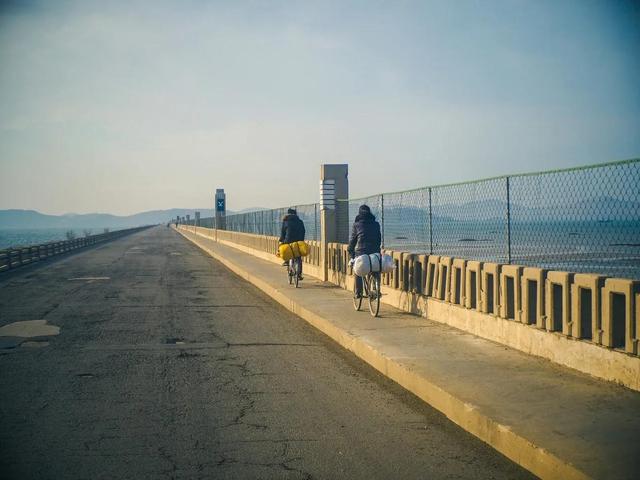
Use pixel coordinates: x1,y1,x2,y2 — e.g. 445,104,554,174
279,208,305,243
348,204,382,297
279,208,306,277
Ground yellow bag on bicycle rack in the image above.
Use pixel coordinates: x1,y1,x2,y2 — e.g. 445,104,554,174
278,241,309,262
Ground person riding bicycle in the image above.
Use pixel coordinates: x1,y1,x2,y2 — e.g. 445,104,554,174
348,204,382,298
278,208,306,279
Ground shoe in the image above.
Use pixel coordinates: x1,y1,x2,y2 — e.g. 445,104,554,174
297,275,304,281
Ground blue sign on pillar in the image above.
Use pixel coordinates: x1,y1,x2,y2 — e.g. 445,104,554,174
216,198,225,212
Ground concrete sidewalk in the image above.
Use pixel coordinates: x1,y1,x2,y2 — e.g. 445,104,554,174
176,228,640,480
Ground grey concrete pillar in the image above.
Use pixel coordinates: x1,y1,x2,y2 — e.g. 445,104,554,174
215,189,226,230
186,214,191,225
195,211,201,226
320,164,349,281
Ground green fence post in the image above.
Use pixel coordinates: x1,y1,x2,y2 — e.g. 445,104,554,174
506,176,512,264
428,187,433,255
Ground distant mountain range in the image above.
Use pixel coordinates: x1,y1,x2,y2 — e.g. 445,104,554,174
381,195,639,223
0,208,257,229
2,195,637,230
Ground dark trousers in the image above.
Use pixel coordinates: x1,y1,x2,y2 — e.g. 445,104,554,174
290,257,302,276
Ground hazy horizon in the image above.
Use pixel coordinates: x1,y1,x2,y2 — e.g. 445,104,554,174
1,0,639,216
0,206,260,216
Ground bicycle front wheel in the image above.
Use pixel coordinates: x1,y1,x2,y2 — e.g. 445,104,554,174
367,274,380,317
294,258,300,288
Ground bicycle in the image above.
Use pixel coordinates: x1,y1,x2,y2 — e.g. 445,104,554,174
287,256,302,288
351,258,381,317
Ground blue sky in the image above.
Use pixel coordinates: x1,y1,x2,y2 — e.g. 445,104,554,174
1,0,638,215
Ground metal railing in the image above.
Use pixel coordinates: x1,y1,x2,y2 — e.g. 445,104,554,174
0,226,153,273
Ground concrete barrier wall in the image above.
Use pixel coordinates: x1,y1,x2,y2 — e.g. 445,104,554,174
177,225,640,391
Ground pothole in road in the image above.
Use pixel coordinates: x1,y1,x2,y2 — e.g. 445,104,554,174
0,320,60,338
0,320,59,350
165,337,187,345
76,373,95,378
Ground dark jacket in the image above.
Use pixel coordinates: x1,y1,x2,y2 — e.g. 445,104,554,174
279,214,305,244
348,212,381,258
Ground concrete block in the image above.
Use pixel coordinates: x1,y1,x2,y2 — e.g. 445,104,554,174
571,274,605,343
327,243,338,272
414,254,429,295
401,253,415,292
545,271,573,334
340,244,350,274
500,265,523,321
335,244,343,273
601,278,640,355
390,251,404,290
521,267,546,329
337,244,346,273
425,255,440,298
481,263,501,316
450,259,466,306
436,257,452,302
464,261,482,311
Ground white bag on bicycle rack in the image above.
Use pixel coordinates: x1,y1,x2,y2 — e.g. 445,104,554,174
353,253,381,277
380,254,394,273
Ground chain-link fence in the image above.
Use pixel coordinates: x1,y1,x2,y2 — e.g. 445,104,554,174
346,159,640,279
195,203,320,241
183,159,638,279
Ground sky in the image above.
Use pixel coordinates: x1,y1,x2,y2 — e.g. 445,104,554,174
0,0,639,215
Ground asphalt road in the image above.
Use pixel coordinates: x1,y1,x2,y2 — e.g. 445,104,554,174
0,226,535,479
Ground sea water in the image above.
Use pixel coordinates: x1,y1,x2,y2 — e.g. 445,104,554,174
381,219,640,280
0,228,111,250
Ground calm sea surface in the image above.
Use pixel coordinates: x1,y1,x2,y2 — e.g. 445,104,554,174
0,228,113,250
2,222,639,279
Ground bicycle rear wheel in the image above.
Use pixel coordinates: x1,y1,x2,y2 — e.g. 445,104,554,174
368,274,380,317
352,276,362,311
294,258,300,288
